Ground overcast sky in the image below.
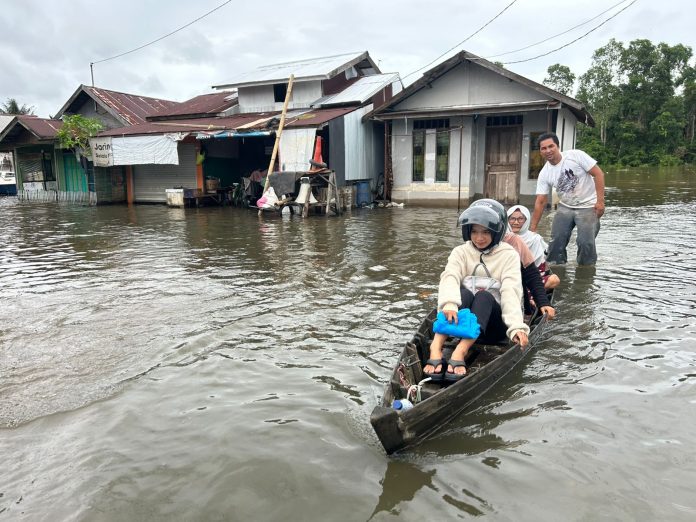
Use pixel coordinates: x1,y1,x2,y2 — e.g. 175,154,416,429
0,0,693,117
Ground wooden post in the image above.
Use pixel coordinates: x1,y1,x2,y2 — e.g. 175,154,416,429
259,74,294,216
126,166,134,205
195,141,204,191
333,172,342,216
325,175,333,218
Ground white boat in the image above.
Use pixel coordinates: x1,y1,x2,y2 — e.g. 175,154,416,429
0,171,17,195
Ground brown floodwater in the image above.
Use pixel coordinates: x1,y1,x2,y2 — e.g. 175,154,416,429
1,166,695,521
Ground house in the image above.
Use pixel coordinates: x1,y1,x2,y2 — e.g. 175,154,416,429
92,90,241,203
371,50,594,206
0,115,17,195
94,51,400,205
0,86,180,204
0,115,64,199
211,51,401,198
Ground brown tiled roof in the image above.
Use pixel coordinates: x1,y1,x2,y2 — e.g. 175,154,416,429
147,92,238,120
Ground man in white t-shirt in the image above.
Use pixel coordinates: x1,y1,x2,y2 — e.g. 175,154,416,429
529,132,605,266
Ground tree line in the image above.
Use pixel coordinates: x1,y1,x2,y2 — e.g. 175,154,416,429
544,38,696,166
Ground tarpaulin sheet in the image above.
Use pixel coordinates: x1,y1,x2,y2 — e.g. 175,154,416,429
279,128,316,171
111,134,181,165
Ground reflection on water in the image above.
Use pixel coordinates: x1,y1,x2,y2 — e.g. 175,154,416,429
1,166,696,520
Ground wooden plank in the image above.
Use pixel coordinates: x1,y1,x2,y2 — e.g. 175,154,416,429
259,75,294,216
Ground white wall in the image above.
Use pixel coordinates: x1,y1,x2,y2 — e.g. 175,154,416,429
390,115,476,205
237,81,323,113
556,107,577,151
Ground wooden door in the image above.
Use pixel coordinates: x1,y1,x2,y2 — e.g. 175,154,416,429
484,126,521,205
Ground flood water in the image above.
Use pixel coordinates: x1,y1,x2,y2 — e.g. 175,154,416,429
1,166,696,521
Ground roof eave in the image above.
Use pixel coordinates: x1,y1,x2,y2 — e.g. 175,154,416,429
213,74,328,90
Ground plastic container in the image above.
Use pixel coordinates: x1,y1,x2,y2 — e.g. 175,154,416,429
355,181,371,207
392,399,413,411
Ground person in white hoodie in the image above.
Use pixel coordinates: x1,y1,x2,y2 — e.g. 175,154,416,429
507,204,561,290
423,205,529,382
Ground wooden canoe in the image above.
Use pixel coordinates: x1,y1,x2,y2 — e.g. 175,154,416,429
370,295,554,454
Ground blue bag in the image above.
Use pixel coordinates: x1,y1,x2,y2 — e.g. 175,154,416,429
433,309,480,339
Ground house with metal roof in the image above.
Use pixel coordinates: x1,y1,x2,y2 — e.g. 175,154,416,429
207,51,400,205
0,85,181,205
0,115,65,200
94,51,401,205
371,50,594,206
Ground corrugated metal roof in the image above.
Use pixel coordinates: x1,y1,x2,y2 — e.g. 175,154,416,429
147,92,238,120
313,73,400,107
84,86,179,125
0,115,63,146
370,50,594,126
55,85,180,126
97,107,358,137
0,115,13,133
18,116,63,138
212,51,380,89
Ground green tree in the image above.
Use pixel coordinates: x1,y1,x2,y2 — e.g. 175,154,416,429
56,114,104,157
577,39,623,147
0,98,35,115
543,64,576,96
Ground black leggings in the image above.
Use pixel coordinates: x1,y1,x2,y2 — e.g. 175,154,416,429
459,288,507,343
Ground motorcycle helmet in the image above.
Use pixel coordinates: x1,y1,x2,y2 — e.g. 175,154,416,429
457,204,505,250
470,198,507,228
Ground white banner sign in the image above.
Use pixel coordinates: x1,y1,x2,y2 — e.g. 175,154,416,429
111,135,180,166
90,137,113,167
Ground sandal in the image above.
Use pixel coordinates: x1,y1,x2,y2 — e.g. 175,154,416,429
423,358,446,382
445,359,467,383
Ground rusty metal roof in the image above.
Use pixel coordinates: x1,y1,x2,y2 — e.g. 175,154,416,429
55,85,180,126
0,116,63,148
147,92,238,121
97,107,358,137
19,115,63,137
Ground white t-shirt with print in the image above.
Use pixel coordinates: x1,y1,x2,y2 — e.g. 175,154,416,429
536,150,598,208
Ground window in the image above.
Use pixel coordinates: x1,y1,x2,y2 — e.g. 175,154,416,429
486,114,523,127
412,119,450,182
273,83,288,103
412,131,425,182
413,118,449,130
436,131,449,182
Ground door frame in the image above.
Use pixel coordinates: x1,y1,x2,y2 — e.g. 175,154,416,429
483,122,522,204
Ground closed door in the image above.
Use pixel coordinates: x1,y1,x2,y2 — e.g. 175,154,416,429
63,152,87,192
484,126,521,205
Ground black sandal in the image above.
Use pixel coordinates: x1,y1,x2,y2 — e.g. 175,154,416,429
445,359,467,382
423,358,446,382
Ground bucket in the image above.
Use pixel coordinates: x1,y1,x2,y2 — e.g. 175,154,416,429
205,178,220,193
355,181,371,206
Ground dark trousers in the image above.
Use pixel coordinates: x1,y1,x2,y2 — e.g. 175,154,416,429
548,205,600,265
459,288,507,343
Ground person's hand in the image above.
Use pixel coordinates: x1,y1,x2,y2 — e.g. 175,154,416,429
514,331,528,348
444,309,458,324
595,201,605,218
540,306,555,319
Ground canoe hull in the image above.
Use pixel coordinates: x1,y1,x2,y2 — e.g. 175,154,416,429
370,303,552,454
